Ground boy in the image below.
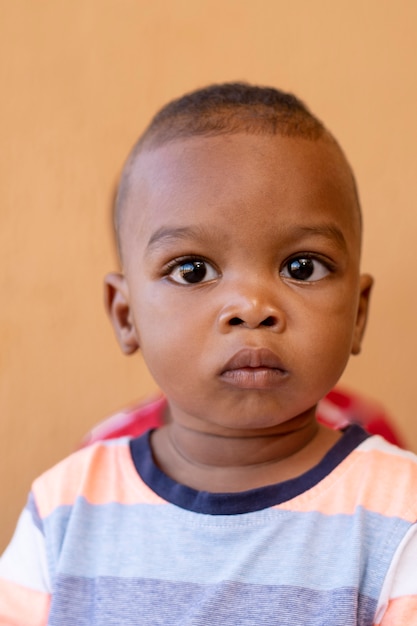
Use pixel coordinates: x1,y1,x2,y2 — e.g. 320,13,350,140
1,82,416,625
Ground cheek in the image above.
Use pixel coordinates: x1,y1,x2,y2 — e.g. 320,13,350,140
131,294,204,385
294,286,360,370
133,283,215,341
139,330,184,393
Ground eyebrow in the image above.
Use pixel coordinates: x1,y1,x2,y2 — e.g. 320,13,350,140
291,223,348,251
146,225,210,252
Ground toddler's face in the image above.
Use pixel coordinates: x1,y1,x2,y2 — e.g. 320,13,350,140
107,133,372,435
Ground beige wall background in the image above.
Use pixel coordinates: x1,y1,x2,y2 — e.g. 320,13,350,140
1,0,417,551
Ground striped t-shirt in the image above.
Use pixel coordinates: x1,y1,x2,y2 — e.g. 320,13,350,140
1,425,417,625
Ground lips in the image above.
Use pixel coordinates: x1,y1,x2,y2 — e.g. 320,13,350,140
220,348,287,389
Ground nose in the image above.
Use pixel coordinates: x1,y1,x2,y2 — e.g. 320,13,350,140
217,281,286,333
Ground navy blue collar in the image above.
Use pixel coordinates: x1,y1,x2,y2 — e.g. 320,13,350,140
130,425,369,515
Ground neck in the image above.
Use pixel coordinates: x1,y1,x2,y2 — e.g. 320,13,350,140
151,415,341,493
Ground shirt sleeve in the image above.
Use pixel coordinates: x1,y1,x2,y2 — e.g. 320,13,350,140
374,523,417,625
0,494,51,626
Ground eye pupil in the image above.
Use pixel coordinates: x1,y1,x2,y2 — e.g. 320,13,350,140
288,258,314,280
180,261,207,283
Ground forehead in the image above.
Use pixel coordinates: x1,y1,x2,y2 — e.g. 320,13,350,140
120,133,361,258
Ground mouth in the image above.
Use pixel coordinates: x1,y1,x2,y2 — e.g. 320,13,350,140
220,348,288,390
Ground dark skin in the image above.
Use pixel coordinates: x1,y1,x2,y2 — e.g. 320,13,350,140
105,132,373,494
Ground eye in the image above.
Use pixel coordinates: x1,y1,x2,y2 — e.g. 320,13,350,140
280,256,332,282
167,258,219,284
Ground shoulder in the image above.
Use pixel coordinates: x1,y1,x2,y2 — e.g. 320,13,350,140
341,434,417,520
289,431,417,526
354,434,417,484
31,437,134,520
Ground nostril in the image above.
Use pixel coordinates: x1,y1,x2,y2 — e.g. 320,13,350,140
261,316,277,327
228,316,278,327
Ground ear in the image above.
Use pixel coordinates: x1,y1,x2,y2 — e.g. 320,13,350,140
351,274,374,355
104,272,139,354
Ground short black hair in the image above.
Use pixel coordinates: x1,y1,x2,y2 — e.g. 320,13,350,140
114,82,353,256
138,82,324,149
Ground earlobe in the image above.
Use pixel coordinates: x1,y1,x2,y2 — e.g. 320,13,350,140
351,274,374,355
104,272,139,354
